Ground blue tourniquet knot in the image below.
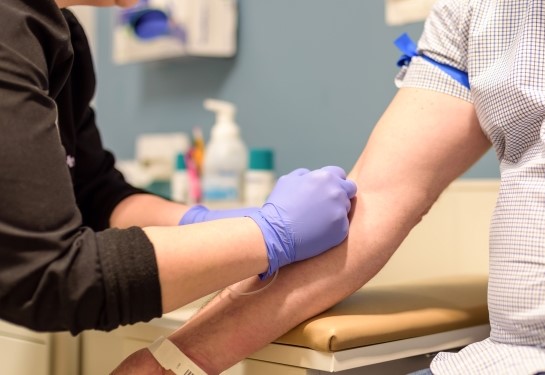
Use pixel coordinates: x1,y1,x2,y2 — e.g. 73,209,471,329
394,33,470,90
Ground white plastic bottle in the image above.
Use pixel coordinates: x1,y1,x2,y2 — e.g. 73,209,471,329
201,99,248,208
171,152,190,204
245,148,275,207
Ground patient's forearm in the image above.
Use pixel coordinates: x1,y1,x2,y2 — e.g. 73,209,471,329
166,88,490,374
111,89,488,375
168,173,432,373
111,182,427,375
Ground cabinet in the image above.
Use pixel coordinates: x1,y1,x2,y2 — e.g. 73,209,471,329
81,296,208,374
0,320,51,375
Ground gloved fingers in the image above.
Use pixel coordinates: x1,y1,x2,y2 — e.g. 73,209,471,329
339,178,358,199
319,165,347,180
313,166,357,199
286,167,311,177
342,192,352,213
317,166,357,197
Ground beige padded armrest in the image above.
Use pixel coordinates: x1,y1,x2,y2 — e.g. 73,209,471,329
274,275,489,352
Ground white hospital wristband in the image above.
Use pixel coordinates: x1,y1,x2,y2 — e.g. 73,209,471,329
148,336,207,375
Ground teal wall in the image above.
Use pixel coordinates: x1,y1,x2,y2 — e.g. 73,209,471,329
95,0,499,178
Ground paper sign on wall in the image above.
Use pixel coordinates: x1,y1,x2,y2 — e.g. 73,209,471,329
385,0,436,26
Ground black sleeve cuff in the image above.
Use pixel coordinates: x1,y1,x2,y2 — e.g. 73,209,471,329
95,226,162,331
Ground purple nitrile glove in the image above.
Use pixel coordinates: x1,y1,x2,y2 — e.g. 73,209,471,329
247,166,357,279
179,205,260,225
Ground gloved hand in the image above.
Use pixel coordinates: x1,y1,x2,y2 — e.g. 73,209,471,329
179,205,259,225
247,166,357,279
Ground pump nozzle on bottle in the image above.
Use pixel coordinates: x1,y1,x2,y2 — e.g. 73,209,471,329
204,99,236,128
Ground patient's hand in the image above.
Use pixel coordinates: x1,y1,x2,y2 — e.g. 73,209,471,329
110,348,173,375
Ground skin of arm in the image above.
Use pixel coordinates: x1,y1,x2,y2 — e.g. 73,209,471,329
112,87,491,374
110,188,259,312
148,218,273,313
110,193,189,228
116,207,270,312
109,180,271,312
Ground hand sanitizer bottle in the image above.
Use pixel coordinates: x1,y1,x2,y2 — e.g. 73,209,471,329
201,99,247,208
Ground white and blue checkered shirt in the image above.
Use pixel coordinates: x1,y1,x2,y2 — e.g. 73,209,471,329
397,0,545,374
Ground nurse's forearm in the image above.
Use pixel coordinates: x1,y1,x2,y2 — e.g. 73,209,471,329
110,193,189,228
166,88,491,374
144,218,269,312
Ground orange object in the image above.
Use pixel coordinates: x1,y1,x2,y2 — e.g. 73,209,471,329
192,127,205,176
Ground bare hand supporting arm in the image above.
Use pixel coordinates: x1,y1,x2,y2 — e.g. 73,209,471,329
111,87,491,374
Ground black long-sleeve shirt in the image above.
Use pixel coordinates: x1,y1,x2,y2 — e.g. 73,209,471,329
0,0,162,334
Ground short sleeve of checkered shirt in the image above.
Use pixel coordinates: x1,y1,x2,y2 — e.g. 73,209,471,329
395,0,472,103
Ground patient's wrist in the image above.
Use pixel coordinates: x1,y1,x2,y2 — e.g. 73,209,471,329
175,341,219,375
148,336,209,374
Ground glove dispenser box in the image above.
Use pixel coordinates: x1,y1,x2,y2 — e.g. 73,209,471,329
113,0,238,64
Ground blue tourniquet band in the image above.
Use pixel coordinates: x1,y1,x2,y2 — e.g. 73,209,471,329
394,33,470,90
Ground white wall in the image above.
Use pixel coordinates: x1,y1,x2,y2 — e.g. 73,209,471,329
69,6,96,55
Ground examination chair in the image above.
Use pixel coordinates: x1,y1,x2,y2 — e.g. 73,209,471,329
237,275,489,374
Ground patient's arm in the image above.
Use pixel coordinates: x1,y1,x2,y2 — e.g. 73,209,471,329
112,87,491,374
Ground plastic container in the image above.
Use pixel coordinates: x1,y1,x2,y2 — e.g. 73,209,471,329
201,99,247,207
171,152,190,203
244,148,275,207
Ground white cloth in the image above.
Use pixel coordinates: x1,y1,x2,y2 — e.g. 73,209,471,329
396,0,545,374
